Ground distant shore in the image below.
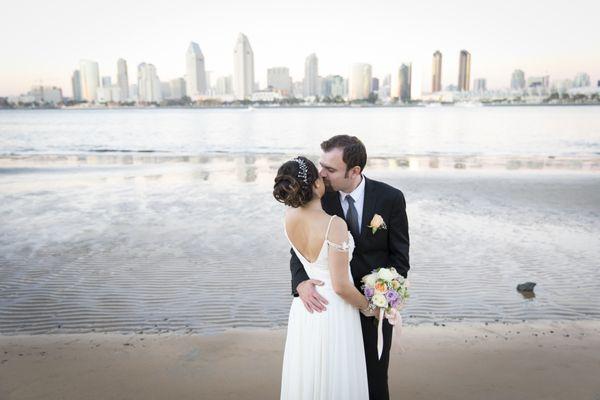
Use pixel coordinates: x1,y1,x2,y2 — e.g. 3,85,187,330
1,320,599,400
2,101,600,111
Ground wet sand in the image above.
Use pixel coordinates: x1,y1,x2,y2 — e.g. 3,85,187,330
1,158,600,335
1,320,600,400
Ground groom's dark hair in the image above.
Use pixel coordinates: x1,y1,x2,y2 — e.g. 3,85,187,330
320,135,367,175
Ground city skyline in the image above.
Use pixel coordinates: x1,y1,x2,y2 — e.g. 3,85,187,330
1,0,599,96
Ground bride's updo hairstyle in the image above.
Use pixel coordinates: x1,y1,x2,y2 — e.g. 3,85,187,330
273,156,319,208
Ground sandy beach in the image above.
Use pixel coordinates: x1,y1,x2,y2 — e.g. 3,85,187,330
1,320,600,400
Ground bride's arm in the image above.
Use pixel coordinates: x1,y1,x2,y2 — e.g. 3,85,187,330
328,218,369,310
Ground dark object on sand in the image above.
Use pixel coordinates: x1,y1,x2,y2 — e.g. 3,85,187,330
517,282,537,292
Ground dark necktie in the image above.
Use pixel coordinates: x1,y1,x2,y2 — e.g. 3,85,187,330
345,195,360,240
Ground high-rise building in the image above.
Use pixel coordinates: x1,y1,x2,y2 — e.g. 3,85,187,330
398,63,412,102
371,77,380,93
160,82,172,99
321,75,345,98
458,50,471,91
573,72,591,88
303,53,319,97
527,76,550,89
71,70,82,101
511,69,526,90
117,59,129,101
79,59,100,102
553,79,573,94
348,63,372,100
169,78,186,100
129,84,138,101
137,63,162,103
378,74,391,98
432,51,442,92
233,33,254,100
102,76,112,87
267,67,292,96
205,70,216,94
473,78,487,92
331,76,345,98
29,86,63,104
186,42,207,99
216,76,233,96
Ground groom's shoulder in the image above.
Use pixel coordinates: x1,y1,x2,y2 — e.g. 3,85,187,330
367,177,405,200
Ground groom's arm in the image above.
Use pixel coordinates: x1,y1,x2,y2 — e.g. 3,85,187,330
388,190,410,278
290,248,310,297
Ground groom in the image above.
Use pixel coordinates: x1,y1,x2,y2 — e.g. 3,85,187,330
290,135,410,400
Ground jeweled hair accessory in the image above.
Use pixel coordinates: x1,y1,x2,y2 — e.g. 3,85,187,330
291,157,309,184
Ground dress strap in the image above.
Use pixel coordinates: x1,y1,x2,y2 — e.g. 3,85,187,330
325,215,352,252
324,215,336,240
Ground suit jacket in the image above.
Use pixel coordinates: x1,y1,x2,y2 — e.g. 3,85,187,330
290,176,410,295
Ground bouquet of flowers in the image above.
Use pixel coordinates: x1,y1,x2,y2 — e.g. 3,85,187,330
361,267,410,359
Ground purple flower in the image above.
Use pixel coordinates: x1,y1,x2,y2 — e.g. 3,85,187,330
385,290,399,304
389,297,400,308
364,286,374,299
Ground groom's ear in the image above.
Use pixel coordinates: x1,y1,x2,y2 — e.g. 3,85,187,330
350,165,362,177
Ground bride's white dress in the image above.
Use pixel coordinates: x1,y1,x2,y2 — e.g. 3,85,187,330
281,215,369,400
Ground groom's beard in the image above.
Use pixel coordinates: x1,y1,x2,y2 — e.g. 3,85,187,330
323,180,335,192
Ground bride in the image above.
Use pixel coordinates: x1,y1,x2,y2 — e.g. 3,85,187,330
273,156,372,400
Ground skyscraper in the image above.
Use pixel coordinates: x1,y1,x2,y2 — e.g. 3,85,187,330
216,76,233,96
473,78,487,92
117,59,129,101
79,59,100,102
71,70,82,101
573,72,591,88
137,63,162,103
321,75,345,98
186,42,207,99
527,76,550,89
303,53,319,97
348,63,372,100
511,69,526,90
102,76,112,87
458,50,471,91
169,78,186,100
432,51,442,92
371,77,379,93
267,67,292,96
233,33,254,100
398,63,412,102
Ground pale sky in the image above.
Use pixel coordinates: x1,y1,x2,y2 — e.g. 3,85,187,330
1,0,599,96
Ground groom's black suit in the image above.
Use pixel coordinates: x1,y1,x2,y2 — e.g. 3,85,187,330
290,176,410,400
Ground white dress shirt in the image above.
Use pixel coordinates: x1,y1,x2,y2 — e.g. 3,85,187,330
339,174,366,233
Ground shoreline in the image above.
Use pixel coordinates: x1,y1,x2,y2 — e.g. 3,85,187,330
2,102,600,111
2,320,599,400
1,152,599,173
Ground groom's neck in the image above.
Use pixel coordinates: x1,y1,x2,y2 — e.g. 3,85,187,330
343,174,363,193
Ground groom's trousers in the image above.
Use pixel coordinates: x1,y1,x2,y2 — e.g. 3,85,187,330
360,313,394,400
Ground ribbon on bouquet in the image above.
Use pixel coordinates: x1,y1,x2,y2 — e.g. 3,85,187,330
377,307,404,360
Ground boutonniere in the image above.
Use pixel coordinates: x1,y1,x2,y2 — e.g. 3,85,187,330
368,214,387,234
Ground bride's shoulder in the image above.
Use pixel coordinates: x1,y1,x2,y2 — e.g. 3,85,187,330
326,215,348,241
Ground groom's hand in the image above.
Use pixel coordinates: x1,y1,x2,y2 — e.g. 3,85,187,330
297,280,328,313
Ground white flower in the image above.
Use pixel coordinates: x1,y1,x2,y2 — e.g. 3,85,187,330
362,273,378,287
377,268,394,282
372,293,388,308
368,214,387,234
389,267,401,279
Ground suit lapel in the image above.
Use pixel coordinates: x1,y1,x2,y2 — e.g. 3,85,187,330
360,177,377,240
